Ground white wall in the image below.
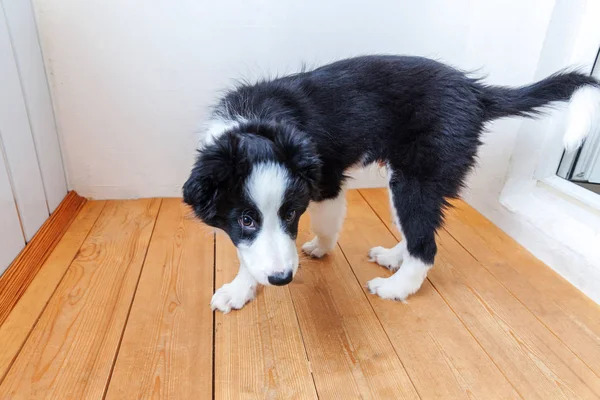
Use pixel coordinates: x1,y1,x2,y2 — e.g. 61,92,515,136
33,0,556,199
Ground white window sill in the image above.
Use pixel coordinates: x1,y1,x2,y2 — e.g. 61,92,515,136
498,176,600,303
539,176,600,212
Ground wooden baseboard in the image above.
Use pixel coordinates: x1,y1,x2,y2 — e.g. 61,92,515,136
0,191,87,325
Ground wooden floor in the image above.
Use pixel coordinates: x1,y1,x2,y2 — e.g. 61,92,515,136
1,189,599,399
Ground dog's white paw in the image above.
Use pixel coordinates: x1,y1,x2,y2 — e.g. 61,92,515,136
211,282,256,313
368,246,402,271
302,237,332,258
367,275,422,302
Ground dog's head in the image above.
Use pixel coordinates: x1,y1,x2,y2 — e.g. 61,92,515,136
183,122,321,286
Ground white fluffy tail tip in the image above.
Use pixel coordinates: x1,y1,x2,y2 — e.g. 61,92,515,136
563,85,600,152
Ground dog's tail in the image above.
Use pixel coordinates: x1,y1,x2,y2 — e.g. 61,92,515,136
479,71,600,151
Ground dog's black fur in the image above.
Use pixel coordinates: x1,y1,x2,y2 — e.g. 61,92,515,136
184,55,599,266
183,124,319,246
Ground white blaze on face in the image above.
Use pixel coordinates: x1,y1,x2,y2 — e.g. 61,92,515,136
238,162,299,285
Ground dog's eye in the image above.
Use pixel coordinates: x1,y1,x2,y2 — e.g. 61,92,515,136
239,215,255,229
284,210,296,223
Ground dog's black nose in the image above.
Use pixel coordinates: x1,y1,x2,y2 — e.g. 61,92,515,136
268,270,293,286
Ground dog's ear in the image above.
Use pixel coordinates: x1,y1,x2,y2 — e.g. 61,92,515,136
274,128,322,197
183,133,246,222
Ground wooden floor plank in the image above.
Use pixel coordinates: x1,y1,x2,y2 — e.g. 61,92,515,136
444,200,600,375
0,199,161,399
214,235,317,399
292,217,420,399
341,191,520,399
2,191,599,399
105,199,214,399
0,201,106,381
0,191,87,326
361,188,600,399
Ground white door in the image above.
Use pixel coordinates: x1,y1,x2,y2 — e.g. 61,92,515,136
2,0,68,212
0,7,49,241
0,145,25,274
0,0,67,272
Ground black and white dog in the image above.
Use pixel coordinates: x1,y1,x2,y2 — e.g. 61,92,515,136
183,55,600,313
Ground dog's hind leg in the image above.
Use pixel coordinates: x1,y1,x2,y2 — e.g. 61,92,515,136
369,185,408,271
302,190,347,258
367,174,444,301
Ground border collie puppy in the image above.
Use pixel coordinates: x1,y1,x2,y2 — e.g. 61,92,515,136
183,55,600,313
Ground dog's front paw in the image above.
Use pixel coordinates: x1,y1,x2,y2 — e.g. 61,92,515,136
368,246,402,271
301,237,332,258
210,282,256,313
367,275,421,302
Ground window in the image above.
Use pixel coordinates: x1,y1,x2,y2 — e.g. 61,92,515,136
557,48,600,195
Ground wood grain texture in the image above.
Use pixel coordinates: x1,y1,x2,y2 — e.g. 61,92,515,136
360,188,600,400
105,199,214,399
2,191,600,399
293,217,420,399
342,190,520,399
0,201,106,381
444,200,600,375
0,191,87,326
0,199,161,399
214,234,317,400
